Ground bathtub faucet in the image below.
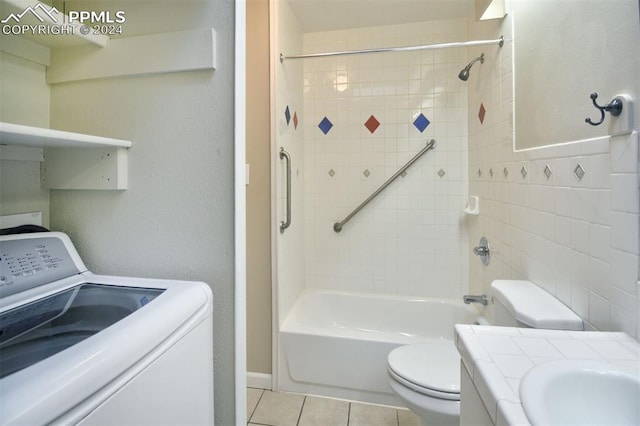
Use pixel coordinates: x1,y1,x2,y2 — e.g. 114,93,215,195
463,294,489,306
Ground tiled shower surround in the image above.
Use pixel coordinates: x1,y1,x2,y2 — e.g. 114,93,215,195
301,20,471,298
274,1,639,340
466,15,640,339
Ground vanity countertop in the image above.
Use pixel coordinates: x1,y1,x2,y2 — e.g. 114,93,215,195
454,325,640,425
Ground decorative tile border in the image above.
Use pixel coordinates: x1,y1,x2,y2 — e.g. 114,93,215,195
364,115,380,134
413,113,430,133
318,116,333,135
574,163,586,182
478,103,486,124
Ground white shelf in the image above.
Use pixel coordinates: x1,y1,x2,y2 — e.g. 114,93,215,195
0,122,131,149
0,0,109,48
0,122,130,191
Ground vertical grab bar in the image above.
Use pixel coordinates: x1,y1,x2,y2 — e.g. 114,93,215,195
279,148,292,233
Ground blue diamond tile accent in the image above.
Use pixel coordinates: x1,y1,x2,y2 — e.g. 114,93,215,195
284,106,291,126
318,116,333,135
413,113,430,133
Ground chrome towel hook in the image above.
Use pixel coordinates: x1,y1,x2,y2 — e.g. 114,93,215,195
585,92,623,126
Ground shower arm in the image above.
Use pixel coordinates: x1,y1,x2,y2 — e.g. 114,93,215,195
333,139,436,233
464,54,484,71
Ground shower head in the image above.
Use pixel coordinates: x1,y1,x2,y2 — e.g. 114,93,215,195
458,53,485,81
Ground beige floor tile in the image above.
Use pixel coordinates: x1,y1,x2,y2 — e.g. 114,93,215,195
247,388,264,420
397,409,420,426
250,390,305,426
348,402,398,426
298,395,349,426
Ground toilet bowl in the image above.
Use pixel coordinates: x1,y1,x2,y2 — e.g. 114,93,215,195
387,280,584,426
387,341,461,426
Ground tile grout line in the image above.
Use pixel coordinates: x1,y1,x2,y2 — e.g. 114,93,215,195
295,395,307,426
247,389,265,425
346,402,352,426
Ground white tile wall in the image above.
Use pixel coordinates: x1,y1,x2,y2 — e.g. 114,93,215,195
302,19,470,298
277,3,639,342
467,14,640,339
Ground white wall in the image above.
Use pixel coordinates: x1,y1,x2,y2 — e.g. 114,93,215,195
0,52,50,225
247,0,273,376
301,20,470,298
467,0,640,339
47,1,237,424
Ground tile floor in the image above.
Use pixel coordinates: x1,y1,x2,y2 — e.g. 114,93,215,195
247,388,420,426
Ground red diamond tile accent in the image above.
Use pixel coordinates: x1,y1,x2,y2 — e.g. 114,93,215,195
364,115,380,134
293,112,298,129
478,103,486,125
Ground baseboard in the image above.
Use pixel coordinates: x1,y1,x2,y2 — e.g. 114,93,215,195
247,372,272,390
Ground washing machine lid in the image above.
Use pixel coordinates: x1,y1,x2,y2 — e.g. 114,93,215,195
0,273,213,426
388,342,460,395
0,283,164,379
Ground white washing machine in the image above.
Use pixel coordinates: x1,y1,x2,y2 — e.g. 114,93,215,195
0,232,214,425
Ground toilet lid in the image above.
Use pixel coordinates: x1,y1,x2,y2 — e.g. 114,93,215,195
388,342,461,396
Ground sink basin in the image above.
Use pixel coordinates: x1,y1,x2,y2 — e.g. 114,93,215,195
520,359,640,425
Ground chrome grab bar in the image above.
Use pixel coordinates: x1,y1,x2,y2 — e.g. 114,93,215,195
333,139,436,233
279,147,292,233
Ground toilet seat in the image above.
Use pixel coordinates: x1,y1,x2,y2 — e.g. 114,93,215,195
387,342,461,401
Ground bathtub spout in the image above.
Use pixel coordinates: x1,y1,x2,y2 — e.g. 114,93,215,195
463,294,488,306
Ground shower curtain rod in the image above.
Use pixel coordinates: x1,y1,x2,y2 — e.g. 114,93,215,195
280,36,503,62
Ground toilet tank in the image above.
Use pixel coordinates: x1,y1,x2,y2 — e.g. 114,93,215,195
490,280,583,330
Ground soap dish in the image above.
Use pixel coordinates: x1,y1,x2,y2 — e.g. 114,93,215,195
463,196,479,215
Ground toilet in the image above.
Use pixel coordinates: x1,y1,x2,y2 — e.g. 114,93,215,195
387,280,584,426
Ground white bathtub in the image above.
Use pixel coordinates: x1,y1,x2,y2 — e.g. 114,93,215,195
278,289,484,406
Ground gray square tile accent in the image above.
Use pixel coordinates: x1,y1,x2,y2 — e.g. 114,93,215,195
503,167,509,178
328,169,335,177
520,165,527,179
543,164,552,180
437,169,446,178
574,163,586,182
298,396,349,426
489,168,494,178
250,390,304,426
363,169,371,178
477,168,482,178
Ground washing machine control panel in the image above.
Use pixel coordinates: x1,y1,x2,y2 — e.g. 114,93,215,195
0,237,81,298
